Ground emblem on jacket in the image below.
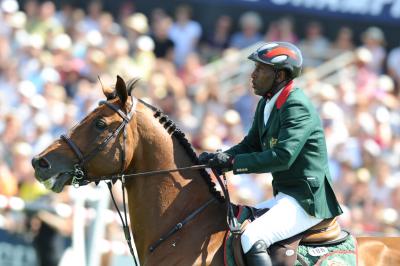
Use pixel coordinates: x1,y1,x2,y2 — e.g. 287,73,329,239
269,138,277,147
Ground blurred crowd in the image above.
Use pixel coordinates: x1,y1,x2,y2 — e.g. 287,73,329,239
0,0,399,264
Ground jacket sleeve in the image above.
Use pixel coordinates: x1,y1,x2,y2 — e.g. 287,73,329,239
224,102,262,157
232,100,313,174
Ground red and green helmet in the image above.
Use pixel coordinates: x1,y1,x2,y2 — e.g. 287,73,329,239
248,42,303,80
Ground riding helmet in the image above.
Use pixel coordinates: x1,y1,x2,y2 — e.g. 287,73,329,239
248,42,303,80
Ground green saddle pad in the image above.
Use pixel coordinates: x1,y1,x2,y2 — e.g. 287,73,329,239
224,206,357,266
296,235,357,266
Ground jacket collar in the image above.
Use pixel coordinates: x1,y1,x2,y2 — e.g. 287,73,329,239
276,80,294,109
264,80,289,101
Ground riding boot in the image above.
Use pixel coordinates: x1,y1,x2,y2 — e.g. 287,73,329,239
244,239,272,266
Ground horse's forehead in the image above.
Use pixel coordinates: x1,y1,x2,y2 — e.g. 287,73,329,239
80,97,140,127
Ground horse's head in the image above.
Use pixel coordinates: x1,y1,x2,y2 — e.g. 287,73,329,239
32,76,140,192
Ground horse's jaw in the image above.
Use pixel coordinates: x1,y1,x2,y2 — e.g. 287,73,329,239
36,172,71,193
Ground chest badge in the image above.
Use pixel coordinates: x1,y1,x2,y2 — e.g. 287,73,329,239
269,138,277,147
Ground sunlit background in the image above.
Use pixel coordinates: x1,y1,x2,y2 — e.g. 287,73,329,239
0,0,399,265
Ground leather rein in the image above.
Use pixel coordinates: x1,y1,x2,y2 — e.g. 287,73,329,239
59,98,218,265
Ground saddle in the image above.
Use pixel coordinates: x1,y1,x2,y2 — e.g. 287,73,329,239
231,207,343,266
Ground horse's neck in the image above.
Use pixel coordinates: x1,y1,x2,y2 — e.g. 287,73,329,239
125,110,217,258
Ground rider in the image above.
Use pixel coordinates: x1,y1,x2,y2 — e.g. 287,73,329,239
199,42,343,266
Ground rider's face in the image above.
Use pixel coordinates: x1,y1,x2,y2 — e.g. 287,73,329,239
250,63,275,96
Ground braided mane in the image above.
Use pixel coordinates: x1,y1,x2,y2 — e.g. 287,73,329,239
138,99,224,202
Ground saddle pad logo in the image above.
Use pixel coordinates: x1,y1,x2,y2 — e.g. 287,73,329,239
285,249,295,256
308,247,329,257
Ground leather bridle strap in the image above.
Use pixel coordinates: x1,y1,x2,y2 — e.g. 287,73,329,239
61,135,84,162
85,164,208,184
148,197,216,252
107,177,139,266
79,100,135,165
212,169,240,234
61,97,139,265
60,98,136,185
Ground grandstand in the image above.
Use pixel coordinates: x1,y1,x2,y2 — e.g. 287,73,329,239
0,0,399,265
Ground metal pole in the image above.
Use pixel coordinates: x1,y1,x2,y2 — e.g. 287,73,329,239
87,183,110,266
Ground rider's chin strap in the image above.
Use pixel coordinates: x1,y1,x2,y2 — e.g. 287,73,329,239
264,73,290,101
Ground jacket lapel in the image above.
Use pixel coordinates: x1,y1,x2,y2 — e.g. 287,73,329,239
258,98,267,137
261,105,277,137
260,81,295,138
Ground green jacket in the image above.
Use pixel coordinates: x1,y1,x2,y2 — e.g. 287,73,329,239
225,84,343,219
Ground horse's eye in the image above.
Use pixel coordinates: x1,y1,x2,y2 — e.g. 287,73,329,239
95,119,107,130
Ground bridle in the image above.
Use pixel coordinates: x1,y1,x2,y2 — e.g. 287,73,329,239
58,97,218,265
61,97,209,186
60,97,140,264
60,98,136,187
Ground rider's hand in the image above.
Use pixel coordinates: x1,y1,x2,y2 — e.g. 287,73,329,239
207,152,234,171
198,152,216,164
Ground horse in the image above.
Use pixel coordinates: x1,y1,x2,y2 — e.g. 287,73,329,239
32,76,400,266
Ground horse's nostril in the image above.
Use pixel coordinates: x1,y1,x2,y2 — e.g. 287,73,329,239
38,158,51,169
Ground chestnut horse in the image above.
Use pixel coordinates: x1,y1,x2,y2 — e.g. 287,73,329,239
32,76,400,266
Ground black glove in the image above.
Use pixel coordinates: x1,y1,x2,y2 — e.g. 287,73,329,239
198,152,216,164
207,152,234,171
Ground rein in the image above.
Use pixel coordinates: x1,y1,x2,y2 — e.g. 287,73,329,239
74,164,208,186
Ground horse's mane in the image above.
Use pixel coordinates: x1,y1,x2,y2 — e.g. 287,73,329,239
138,99,224,202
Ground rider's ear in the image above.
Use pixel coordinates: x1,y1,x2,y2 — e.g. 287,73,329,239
277,70,288,83
115,75,128,106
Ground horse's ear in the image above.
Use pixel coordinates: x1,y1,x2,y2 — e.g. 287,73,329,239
126,78,140,96
102,86,116,100
99,76,116,100
115,75,128,105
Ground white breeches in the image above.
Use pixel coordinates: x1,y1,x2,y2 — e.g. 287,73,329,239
241,192,323,253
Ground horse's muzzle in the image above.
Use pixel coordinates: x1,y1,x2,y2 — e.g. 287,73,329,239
32,155,51,170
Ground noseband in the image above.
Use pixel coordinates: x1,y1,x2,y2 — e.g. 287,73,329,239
61,97,137,187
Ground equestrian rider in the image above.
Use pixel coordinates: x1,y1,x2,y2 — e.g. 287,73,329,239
199,42,343,266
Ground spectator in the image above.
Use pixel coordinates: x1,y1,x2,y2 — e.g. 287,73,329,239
151,16,175,61
31,192,72,266
369,161,395,207
390,185,400,211
264,17,297,43
179,52,203,88
124,12,149,52
79,0,102,33
23,0,40,32
331,26,355,53
387,43,400,94
201,15,233,61
361,26,386,74
0,162,18,196
168,5,202,68
298,21,331,66
229,11,263,49
107,36,137,79
0,0,20,37
174,98,199,135
28,1,63,41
